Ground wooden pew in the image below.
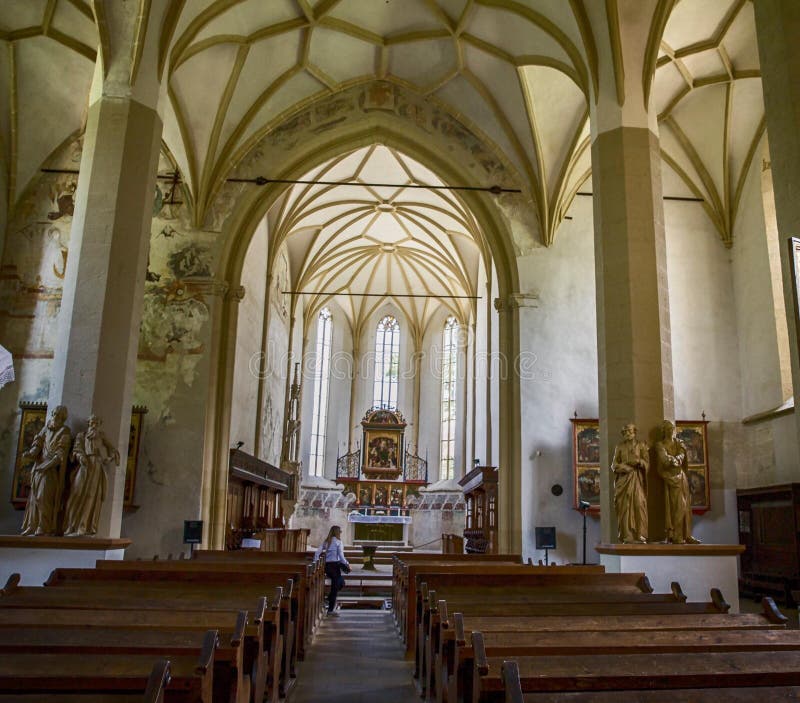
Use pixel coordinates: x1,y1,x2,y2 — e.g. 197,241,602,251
437,599,788,703
408,569,658,685
94,557,321,660
391,555,523,631
0,575,282,703
0,649,214,703
396,562,604,648
465,624,800,703
0,627,246,703
0,606,269,703
0,658,171,703
44,565,298,688
189,550,325,642
475,645,800,703
416,579,726,701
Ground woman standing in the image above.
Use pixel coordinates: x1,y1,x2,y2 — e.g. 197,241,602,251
314,525,350,616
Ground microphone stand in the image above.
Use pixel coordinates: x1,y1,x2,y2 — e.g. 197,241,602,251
580,506,588,565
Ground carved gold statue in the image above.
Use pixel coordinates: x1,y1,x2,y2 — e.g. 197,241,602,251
64,414,120,537
611,423,649,543
655,420,700,544
20,405,72,536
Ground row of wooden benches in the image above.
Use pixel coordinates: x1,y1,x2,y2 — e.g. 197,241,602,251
0,549,328,702
389,553,796,703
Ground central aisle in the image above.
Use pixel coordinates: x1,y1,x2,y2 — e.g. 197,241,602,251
292,610,419,703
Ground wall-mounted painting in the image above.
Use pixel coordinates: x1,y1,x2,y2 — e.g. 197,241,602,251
675,419,710,514
571,418,600,514
570,417,711,515
10,402,48,509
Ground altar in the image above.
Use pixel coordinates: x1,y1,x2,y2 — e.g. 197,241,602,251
336,408,428,543
347,507,413,543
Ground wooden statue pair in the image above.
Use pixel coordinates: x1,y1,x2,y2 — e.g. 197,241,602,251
20,407,120,538
611,421,701,545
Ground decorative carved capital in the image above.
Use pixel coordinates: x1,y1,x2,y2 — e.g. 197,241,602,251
494,292,539,312
227,285,246,303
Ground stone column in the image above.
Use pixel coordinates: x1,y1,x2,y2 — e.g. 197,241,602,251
495,296,522,553
485,279,493,462
47,7,165,538
469,320,478,469
411,334,423,454
754,0,800,448
347,337,361,451
458,325,469,479
588,0,675,543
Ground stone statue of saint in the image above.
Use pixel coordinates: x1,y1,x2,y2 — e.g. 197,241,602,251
20,405,72,536
655,420,701,544
611,423,649,543
64,414,120,537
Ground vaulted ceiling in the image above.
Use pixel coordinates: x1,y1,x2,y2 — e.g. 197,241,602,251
275,144,483,340
0,0,766,250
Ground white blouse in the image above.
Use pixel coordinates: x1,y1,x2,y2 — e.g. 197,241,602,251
314,536,349,567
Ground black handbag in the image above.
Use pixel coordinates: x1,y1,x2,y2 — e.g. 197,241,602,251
340,561,351,574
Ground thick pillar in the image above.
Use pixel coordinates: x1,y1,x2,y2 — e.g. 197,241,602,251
754,0,800,447
495,296,522,553
589,0,675,543
347,338,360,452
48,46,163,538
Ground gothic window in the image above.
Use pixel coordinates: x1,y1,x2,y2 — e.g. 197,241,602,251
309,308,332,476
440,317,458,480
373,315,400,410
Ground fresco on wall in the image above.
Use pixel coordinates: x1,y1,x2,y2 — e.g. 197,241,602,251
230,81,532,250
0,142,224,547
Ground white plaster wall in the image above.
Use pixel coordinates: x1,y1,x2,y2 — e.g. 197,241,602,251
665,192,742,545
731,156,800,486
516,193,599,565
229,219,268,454
732,161,784,416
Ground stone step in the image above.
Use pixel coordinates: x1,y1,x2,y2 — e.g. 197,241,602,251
336,596,390,610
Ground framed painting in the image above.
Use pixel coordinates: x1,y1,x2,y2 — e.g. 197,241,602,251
10,402,48,509
675,419,710,514
571,418,600,513
363,430,403,479
124,406,148,507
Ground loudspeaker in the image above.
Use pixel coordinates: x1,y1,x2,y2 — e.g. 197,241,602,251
183,520,203,544
534,526,556,550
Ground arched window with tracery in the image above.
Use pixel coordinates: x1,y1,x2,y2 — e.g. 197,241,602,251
309,307,333,476
373,314,400,410
440,316,458,480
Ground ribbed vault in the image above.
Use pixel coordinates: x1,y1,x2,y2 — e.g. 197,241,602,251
0,0,773,249
272,144,484,342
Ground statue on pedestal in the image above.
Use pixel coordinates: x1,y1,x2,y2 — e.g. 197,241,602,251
611,423,649,544
20,405,72,536
655,420,701,544
64,414,120,537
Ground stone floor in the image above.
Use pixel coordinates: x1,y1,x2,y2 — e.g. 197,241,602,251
291,609,418,703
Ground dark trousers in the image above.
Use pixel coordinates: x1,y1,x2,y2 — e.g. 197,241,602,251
325,561,345,612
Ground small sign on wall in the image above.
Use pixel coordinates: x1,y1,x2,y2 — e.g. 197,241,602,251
183,520,203,544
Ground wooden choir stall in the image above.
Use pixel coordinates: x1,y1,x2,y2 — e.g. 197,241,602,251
225,448,309,551
459,465,498,553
